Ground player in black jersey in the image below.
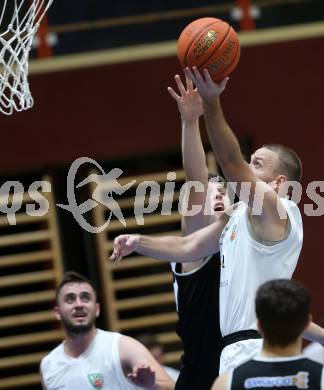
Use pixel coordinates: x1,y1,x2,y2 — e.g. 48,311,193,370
167,74,230,389
173,251,223,389
212,279,324,389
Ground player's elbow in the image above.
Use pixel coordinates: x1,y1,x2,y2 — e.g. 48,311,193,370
184,165,209,182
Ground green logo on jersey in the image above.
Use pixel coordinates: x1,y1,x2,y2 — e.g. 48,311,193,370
87,373,104,389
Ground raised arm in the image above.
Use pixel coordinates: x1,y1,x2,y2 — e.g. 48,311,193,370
186,67,288,241
168,74,212,235
303,321,324,346
109,213,228,263
119,335,175,390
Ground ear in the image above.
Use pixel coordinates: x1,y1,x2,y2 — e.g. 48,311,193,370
54,306,61,321
274,174,287,190
95,303,100,318
257,319,264,337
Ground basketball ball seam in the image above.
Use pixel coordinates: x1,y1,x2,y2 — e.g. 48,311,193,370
183,20,223,68
199,23,232,70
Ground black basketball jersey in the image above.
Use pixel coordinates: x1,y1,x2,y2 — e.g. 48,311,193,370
230,356,324,389
173,253,223,390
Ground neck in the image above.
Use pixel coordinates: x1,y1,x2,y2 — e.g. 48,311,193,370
64,327,97,358
261,338,302,358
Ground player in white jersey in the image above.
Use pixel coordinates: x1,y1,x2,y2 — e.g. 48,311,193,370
40,272,175,390
110,68,324,373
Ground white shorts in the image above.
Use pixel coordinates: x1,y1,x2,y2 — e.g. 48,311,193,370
219,338,263,374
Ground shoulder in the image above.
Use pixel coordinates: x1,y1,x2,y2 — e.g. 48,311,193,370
96,329,122,358
280,198,302,223
280,197,301,212
118,334,156,364
95,329,122,346
303,342,324,364
226,202,247,218
280,198,303,242
301,356,324,368
40,343,65,384
40,343,63,370
219,203,246,232
119,334,141,351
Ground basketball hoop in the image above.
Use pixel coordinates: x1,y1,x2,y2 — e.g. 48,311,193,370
0,0,54,115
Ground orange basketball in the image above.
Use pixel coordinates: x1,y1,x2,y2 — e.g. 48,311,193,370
177,17,240,82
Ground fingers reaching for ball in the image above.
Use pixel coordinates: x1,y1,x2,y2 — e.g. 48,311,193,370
184,66,229,103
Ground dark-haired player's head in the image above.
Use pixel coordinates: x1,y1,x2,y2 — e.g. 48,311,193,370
55,272,100,335
208,174,230,213
256,279,311,347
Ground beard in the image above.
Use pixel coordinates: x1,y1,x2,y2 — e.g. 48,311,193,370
61,313,96,335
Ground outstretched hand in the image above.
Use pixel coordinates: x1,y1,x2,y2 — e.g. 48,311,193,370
127,364,156,389
109,234,139,264
167,73,203,121
184,67,229,106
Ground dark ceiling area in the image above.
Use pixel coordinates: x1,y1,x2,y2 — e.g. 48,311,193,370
44,0,324,56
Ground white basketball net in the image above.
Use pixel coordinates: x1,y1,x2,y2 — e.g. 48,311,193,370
0,0,54,115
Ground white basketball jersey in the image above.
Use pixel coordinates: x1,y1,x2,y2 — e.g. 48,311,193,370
40,329,141,390
219,198,303,337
